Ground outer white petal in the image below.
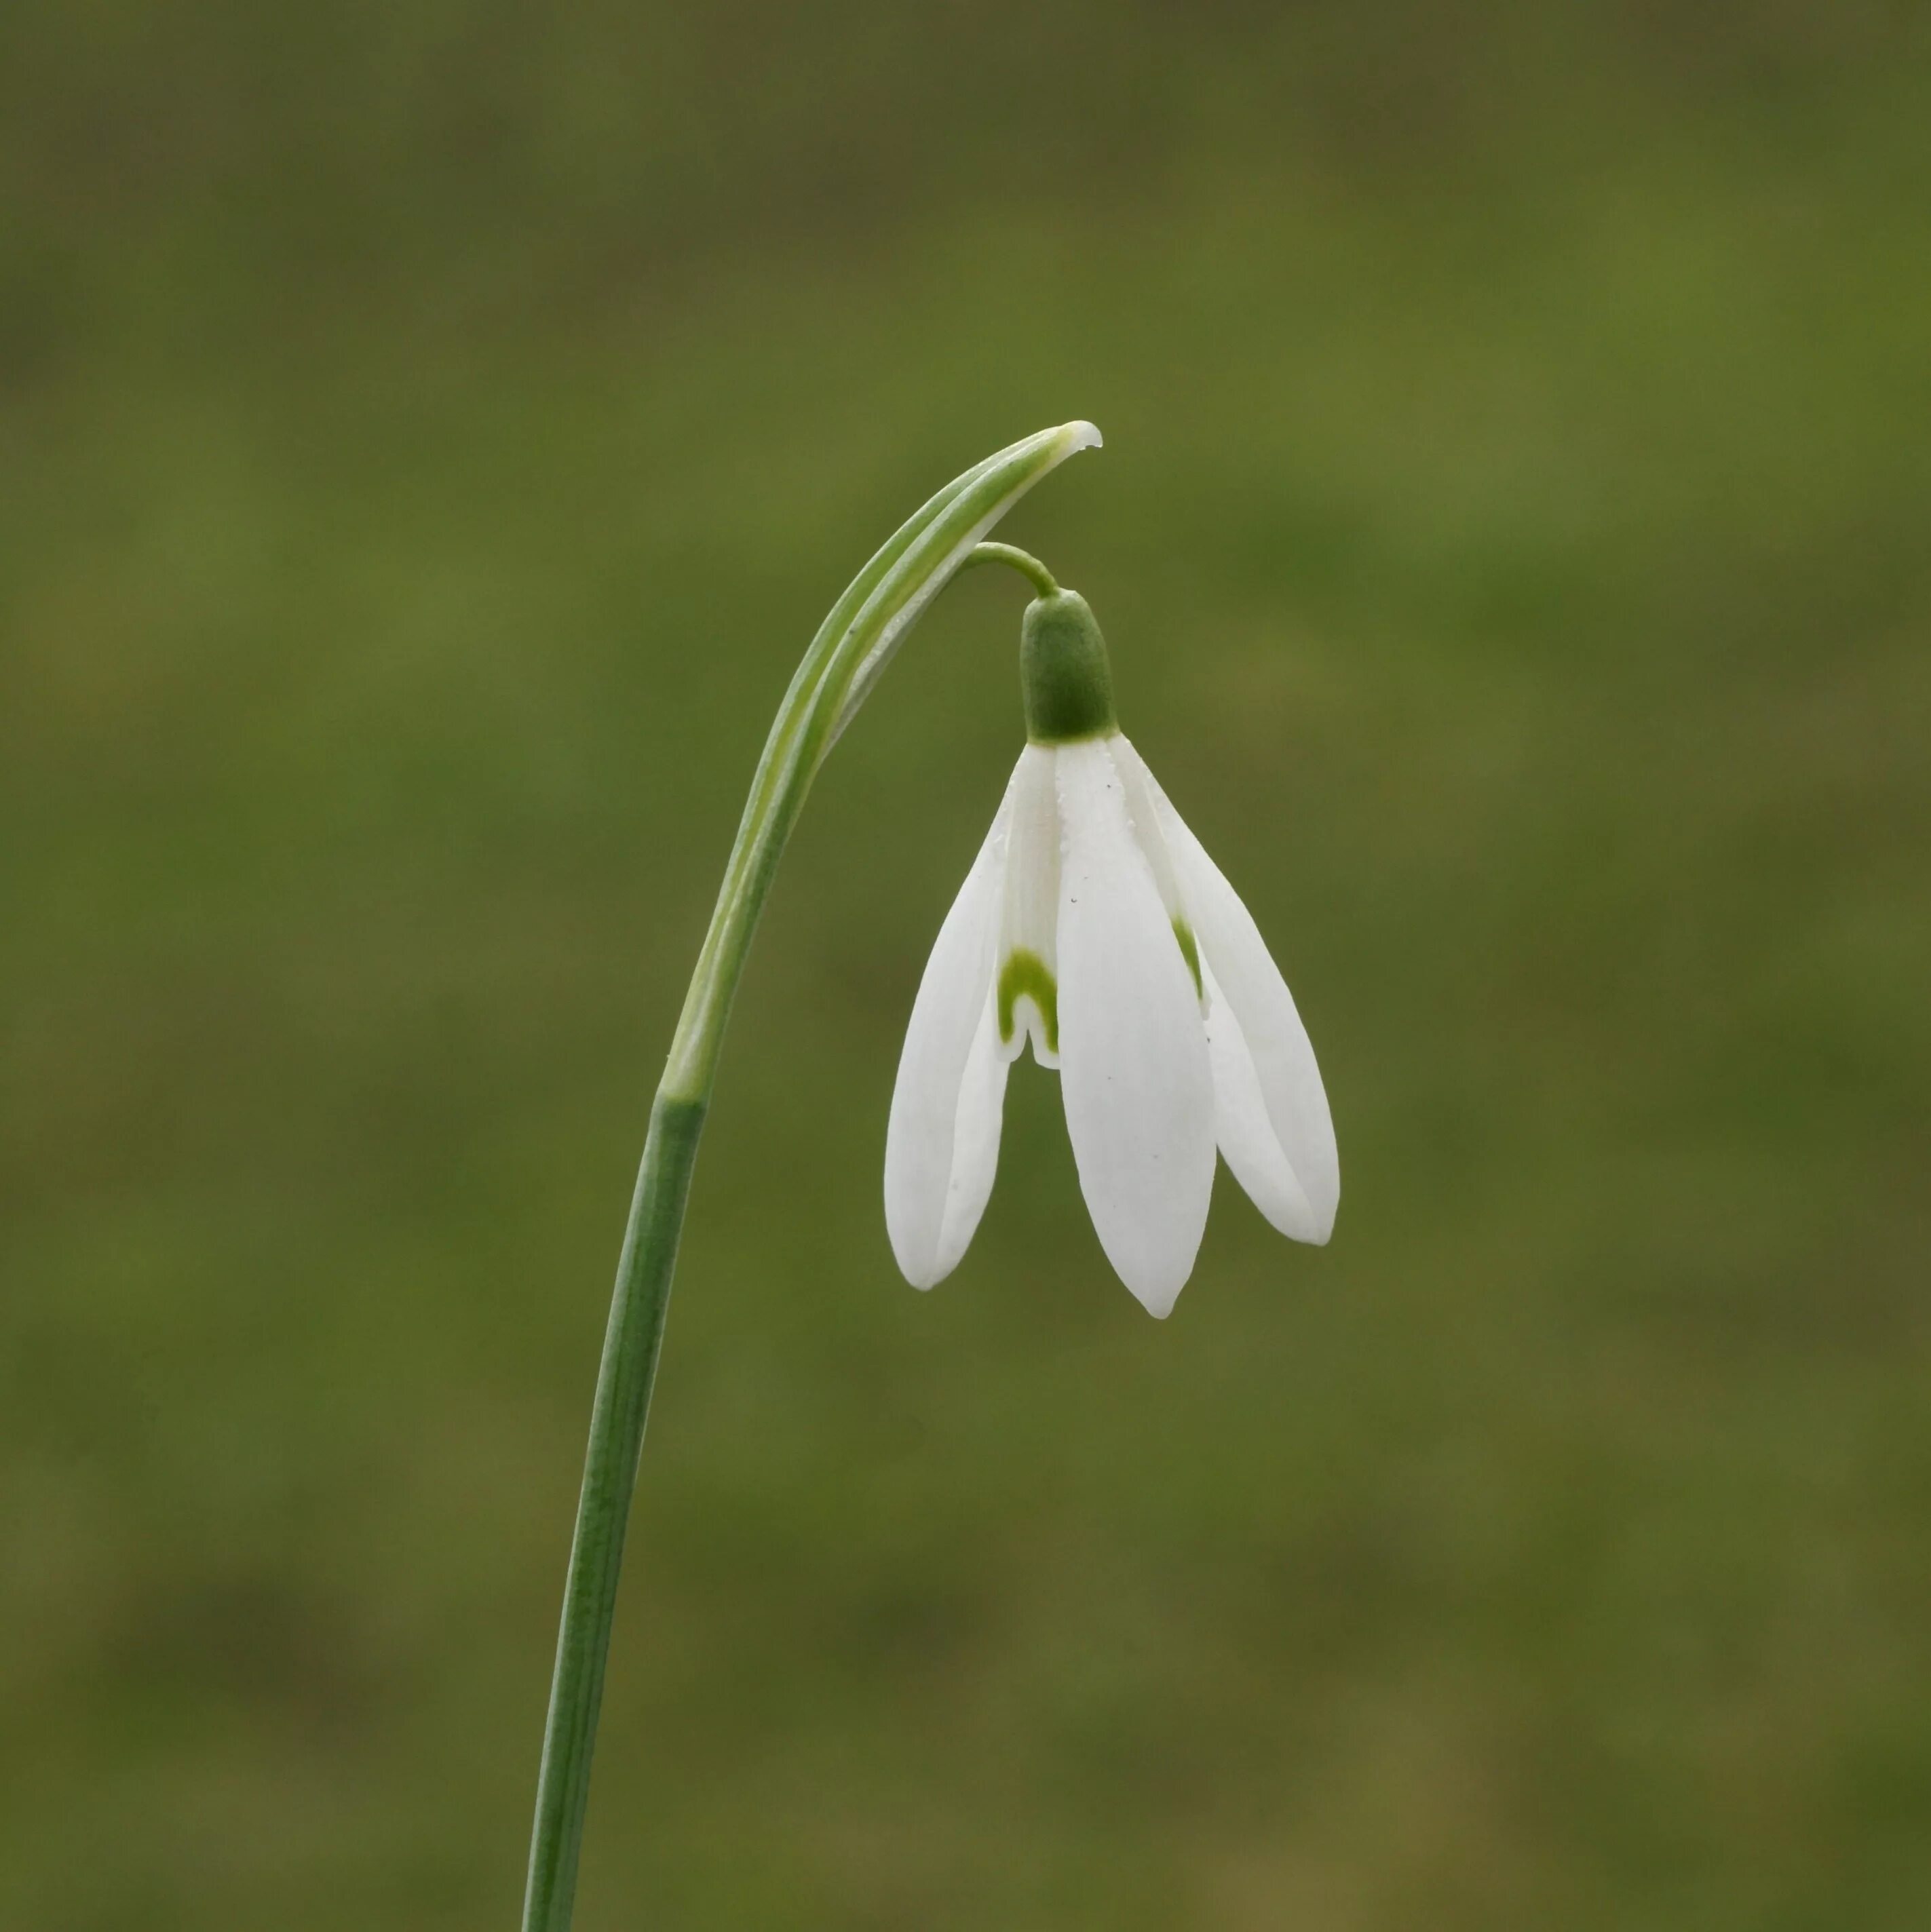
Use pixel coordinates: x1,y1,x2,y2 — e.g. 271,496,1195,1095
932,995,1010,1277
1054,738,1217,1317
1200,957,1322,1241
1117,743,1339,1243
885,781,1013,1288
1109,731,1189,925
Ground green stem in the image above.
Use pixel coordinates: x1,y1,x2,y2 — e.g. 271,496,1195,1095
520,423,1099,1932
961,540,1059,598
520,1093,703,1931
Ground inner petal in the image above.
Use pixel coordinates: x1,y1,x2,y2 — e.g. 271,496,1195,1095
997,948,1059,1064
996,746,1063,1066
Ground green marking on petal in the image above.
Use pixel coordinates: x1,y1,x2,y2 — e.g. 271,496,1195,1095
997,948,1059,1054
1172,917,1202,999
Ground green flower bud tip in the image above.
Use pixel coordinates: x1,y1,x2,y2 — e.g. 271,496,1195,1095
1020,590,1119,745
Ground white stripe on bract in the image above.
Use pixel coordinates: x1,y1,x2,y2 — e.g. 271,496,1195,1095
1053,738,1217,1317
1113,739,1339,1243
884,771,1016,1287
827,423,1105,752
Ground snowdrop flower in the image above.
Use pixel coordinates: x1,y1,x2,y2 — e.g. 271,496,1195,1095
885,580,1338,1316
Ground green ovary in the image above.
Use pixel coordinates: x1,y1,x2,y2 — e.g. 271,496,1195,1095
997,950,1059,1054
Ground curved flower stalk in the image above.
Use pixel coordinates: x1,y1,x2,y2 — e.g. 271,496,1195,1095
522,423,1100,1932
885,583,1338,1317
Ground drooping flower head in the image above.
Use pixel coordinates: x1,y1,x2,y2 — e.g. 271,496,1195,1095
885,579,1338,1316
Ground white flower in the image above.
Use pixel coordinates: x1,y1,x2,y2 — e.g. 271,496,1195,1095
884,590,1338,1317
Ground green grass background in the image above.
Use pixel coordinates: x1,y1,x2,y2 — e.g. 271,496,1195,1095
4,5,1930,1926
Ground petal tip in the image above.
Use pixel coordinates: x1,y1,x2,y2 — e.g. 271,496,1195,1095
1122,1271,1185,1320
886,1218,951,1292
1060,419,1103,453
1305,1182,1339,1248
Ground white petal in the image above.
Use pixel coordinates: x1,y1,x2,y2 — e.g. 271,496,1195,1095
1201,957,1323,1241
932,994,1010,1277
1109,731,1189,925
1054,738,1217,1316
885,779,1013,1288
997,744,1062,1067
1115,742,1339,1243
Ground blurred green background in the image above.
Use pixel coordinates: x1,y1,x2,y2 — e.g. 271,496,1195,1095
5,4,1930,1927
